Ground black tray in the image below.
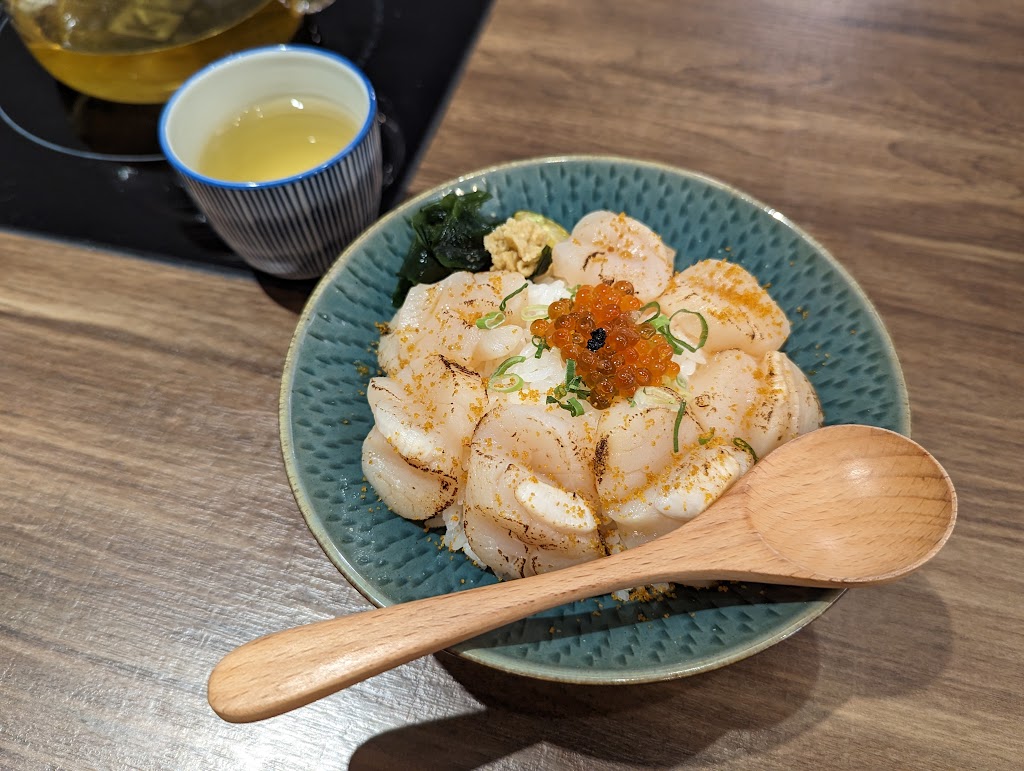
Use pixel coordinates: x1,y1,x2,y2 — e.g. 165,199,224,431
0,0,493,276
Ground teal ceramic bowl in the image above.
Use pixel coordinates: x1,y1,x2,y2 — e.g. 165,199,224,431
280,156,909,684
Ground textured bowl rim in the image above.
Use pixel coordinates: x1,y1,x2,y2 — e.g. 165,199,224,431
279,154,910,683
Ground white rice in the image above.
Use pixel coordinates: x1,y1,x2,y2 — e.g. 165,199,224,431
440,501,483,565
525,279,572,307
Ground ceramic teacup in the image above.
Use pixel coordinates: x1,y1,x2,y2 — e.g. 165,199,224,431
159,45,382,279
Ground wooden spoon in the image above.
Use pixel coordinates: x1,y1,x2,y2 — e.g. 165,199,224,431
208,424,955,722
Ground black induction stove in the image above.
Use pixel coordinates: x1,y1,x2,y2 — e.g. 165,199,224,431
0,1,493,276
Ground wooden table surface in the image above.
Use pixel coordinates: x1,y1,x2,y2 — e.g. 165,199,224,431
2,1,1022,769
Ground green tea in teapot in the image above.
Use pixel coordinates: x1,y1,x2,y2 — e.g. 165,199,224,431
7,0,303,103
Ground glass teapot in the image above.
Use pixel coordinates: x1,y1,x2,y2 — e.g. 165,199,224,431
3,0,334,104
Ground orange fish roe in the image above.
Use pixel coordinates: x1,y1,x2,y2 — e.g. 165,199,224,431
530,280,681,409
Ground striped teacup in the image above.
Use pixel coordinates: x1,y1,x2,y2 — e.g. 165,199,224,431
159,45,383,279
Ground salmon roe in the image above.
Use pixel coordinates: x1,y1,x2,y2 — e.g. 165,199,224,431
530,280,681,410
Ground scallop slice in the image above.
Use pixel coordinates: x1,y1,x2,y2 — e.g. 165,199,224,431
656,259,790,356
550,211,676,301
361,353,488,520
595,395,753,550
687,348,823,460
378,269,529,376
361,428,457,522
461,402,605,579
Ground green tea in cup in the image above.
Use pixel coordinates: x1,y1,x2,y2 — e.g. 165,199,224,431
198,96,361,183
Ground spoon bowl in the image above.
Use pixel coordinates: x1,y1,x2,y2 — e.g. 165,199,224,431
725,424,956,585
208,424,955,722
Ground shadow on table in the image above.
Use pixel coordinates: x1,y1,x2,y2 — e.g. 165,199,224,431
255,273,320,314
347,574,952,770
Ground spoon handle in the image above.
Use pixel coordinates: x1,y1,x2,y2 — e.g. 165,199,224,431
207,539,692,723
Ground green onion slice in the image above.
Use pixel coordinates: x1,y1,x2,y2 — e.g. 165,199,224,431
499,283,529,312
672,399,687,453
547,395,585,416
531,335,549,359
733,437,759,463
492,355,526,378
490,374,524,393
697,427,716,446
478,283,530,328
561,359,591,397
647,309,709,354
475,310,506,329
521,304,550,321
636,387,677,407
638,301,661,324
658,308,709,353
671,308,709,350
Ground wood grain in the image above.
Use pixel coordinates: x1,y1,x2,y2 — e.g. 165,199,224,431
2,0,1023,768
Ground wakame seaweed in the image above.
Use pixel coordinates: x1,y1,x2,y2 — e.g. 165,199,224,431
392,190,499,305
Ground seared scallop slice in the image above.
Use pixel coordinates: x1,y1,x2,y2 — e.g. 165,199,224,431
361,353,488,520
551,211,676,301
378,270,529,376
595,394,753,550
687,348,823,460
462,402,606,579
656,259,790,356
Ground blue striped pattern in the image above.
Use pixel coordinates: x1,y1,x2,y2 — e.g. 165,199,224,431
181,121,383,279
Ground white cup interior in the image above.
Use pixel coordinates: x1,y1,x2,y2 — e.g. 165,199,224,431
161,46,373,181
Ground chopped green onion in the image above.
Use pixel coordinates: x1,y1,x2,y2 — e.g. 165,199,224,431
733,437,758,463
490,354,526,392
560,358,590,397
547,365,588,416
566,380,589,399
477,283,530,328
667,308,709,351
547,393,584,416
697,428,716,446
493,355,526,378
565,397,585,417
672,399,687,453
652,316,688,355
671,374,692,400
531,335,549,358
475,310,505,329
634,387,677,407
648,308,709,354
568,284,581,298
498,282,529,312
521,304,550,321
490,374,524,393
638,301,661,324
